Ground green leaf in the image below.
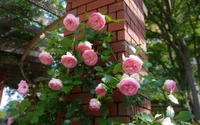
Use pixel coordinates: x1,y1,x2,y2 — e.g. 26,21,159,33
96,118,107,125
168,94,179,104
62,86,73,93
85,13,90,18
47,69,54,76
113,62,122,74
40,94,46,100
73,80,82,85
95,66,104,72
64,120,72,125
142,113,153,123
0,110,6,119
175,111,193,122
106,118,113,125
31,115,39,124
60,37,73,48
151,122,162,125
100,106,109,119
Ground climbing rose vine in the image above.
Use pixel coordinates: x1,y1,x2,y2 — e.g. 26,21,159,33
8,12,193,125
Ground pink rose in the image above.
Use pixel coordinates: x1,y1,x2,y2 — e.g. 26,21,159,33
117,77,140,96
77,41,92,53
39,51,54,65
88,12,106,30
95,83,107,96
17,80,29,96
162,80,176,93
122,55,143,75
82,49,98,66
7,117,14,125
61,52,77,68
89,98,101,111
48,78,63,90
63,14,80,31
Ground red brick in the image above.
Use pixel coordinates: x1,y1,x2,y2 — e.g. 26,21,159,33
117,10,124,19
66,2,72,11
87,0,115,11
111,32,117,42
64,29,73,36
112,90,125,102
124,30,132,43
110,117,130,123
83,105,101,116
71,86,82,93
79,10,96,22
107,104,117,116
118,103,131,115
68,93,94,104
108,21,124,32
98,6,108,14
108,1,124,13
107,13,116,20
111,41,126,53
72,0,95,8
78,5,86,15
139,107,151,114
117,30,125,41
66,8,77,16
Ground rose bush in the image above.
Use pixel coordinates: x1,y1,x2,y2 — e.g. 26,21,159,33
8,13,195,125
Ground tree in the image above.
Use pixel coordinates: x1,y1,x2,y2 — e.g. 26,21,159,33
144,0,200,120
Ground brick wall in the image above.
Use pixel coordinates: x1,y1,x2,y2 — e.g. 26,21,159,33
64,0,150,124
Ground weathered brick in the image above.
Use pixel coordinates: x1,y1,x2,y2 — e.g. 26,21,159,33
98,6,108,14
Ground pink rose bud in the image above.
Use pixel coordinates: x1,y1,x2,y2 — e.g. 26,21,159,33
117,77,140,96
7,117,14,125
95,83,107,97
63,14,80,31
162,80,176,93
48,78,63,90
61,52,77,68
17,80,29,96
89,98,101,111
88,12,106,30
122,55,143,75
77,41,92,53
82,49,98,66
39,51,54,65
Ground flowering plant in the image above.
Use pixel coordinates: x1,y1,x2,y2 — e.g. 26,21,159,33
8,12,194,125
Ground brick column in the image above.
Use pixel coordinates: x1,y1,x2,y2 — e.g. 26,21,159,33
64,0,150,124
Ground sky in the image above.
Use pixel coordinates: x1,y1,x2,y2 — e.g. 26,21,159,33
0,87,22,110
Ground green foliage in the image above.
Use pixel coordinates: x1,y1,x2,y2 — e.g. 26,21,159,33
7,11,195,125
175,111,193,122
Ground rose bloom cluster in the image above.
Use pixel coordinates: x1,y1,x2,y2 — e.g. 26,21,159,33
16,12,177,115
